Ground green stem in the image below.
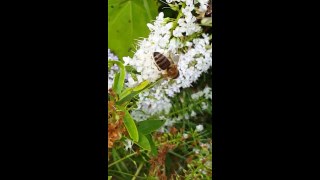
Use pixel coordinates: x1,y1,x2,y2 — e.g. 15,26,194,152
132,163,144,180
167,99,206,116
183,32,203,42
168,150,186,160
108,170,146,179
171,3,185,32
108,151,138,168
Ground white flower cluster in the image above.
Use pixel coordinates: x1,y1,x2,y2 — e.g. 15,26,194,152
172,0,203,37
191,86,212,100
122,0,212,121
108,49,119,90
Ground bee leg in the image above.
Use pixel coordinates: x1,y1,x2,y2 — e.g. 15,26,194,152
162,72,169,80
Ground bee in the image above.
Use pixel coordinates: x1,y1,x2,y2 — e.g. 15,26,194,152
205,0,212,17
153,52,180,80
196,0,212,20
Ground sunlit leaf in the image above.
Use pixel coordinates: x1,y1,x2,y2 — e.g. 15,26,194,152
132,80,150,91
123,110,139,142
108,0,158,59
117,80,151,105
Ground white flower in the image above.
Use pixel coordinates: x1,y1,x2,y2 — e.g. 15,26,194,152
191,86,212,100
201,102,208,110
193,148,200,154
108,49,119,60
184,113,190,120
201,169,207,175
165,119,174,127
200,143,209,148
122,0,212,124
183,133,189,139
108,49,120,89
195,124,204,132
190,110,196,117
124,139,133,151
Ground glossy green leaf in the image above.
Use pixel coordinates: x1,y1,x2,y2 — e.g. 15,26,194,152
135,132,151,150
108,176,112,180
137,120,166,135
123,110,139,142
108,0,158,59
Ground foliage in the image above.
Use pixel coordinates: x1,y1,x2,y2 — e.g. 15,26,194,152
108,60,165,151
108,0,158,59
108,0,213,179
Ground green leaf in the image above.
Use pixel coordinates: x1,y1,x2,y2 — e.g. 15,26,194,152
135,132,151,150
146,134,158,156
118,87,134,100
108,0,158,59
112,73,120,93
116,79,162,105
108,176,112,180
137,120,166,134
130,72,138,81
118,80,149,100
125,65,139,74
132,80,150,91
109,60,126,94
123,110,139,142
117,80,150,105
117,90,136,105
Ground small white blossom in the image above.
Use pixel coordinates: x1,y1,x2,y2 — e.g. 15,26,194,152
184,113,190,120
124,139,133,151
183,133,189,139
201,169,207,175
195,124,204,132
190,110,197,117
191,86,212,100
201,102,208,110
200,143,209,148
108,49,120,90
193,148,200,154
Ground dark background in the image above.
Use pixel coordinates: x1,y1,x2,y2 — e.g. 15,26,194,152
2,0,107,179
1,0,317,179
213,1,318,180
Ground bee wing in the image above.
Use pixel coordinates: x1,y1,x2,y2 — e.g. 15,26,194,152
170,53,180,64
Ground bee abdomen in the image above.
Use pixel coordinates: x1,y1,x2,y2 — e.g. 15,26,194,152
153,52,171,70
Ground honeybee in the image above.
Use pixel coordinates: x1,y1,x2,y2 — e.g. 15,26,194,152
153,52,180,80
196,0,212,20
206,0,212,17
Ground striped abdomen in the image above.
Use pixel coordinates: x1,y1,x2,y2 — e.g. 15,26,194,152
153,52,171,70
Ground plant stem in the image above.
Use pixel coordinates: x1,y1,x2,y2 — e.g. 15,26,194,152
108,170,146,179
132,163,144,180
169,150,186,160
167,99,206,116
108,151,138,168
